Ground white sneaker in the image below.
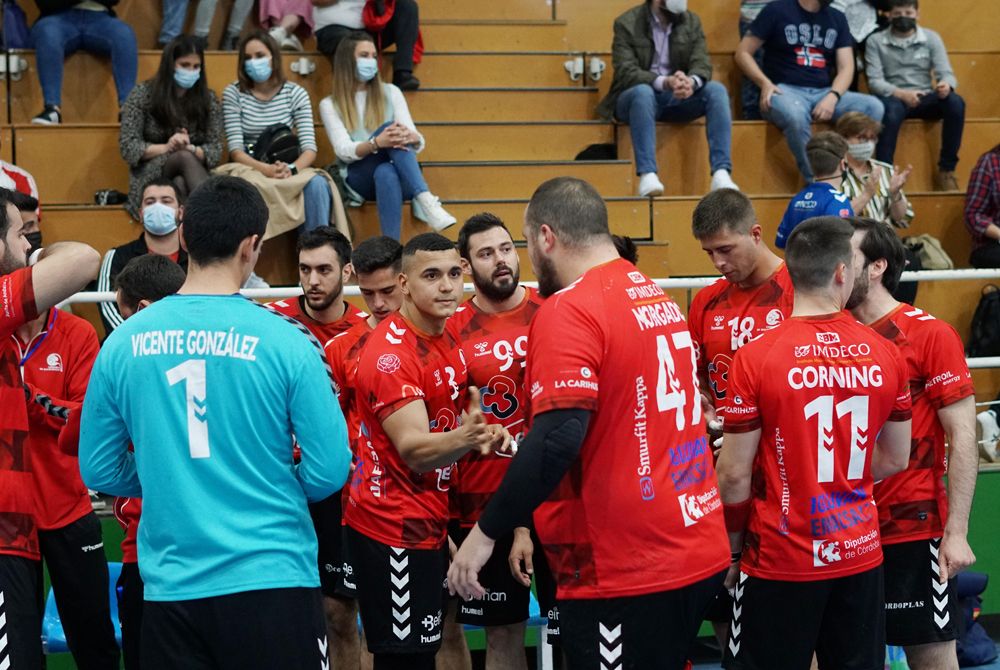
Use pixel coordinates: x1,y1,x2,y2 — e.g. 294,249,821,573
281,33,303,51
413,192,457,231
710,169,740,192
977,410,1000,462
268,26,287,43
638,172,664,197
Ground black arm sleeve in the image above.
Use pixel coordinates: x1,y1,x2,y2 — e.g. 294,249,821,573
477,408,591,540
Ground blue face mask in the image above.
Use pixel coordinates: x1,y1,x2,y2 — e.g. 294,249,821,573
142,202,178,236
244,57,273,83
355,57,379,82
174,67,201,89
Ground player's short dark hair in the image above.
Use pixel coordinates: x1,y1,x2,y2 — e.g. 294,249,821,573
785,216,855,292
888,0,917,9
807,131,849,179
296,226,352,267
524,177,609,247
113,254,186,312
141,177,182,204
847,217,906,293
402,233,456,272
352,236,402,275
181,176,267,266
457,212,510,260
0,188,15,238
8,190,38,214
691,189,757,238
613,234,639,264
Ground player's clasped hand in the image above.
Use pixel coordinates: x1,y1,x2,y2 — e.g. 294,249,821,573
461,386,495,455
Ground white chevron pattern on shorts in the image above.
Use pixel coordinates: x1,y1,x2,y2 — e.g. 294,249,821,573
318,635,329,670
728,571,749,657
930,539,951,630
0,590,8,670
390,547,412,640
598,622,622,669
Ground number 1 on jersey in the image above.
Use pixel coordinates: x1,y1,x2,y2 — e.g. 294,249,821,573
655,331,701,430
166,359,210,459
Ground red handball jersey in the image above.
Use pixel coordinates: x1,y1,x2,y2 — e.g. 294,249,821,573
325,319,376,458
869,304,974,544
0,267,39,559
14,309,99,530
527,259,729,600
725,312,912,582
346,312,468,549
448,287,545,526
114,494,141,564
268,296,367,346
688,265,794,411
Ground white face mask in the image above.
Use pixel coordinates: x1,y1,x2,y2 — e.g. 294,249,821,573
847,140,876,163
665,0,687,13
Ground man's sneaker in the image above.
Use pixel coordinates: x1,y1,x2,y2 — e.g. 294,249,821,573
710,169,740,191
280,33,303,51
413,192,457,231
31,105,61,125
977,410,1000,462
220,31,240,51
638,172,664,197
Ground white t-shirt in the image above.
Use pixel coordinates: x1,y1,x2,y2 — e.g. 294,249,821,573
314,0,365,31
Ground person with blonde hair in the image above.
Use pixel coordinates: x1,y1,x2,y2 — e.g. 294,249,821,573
319,31,455,239
836,111,914,228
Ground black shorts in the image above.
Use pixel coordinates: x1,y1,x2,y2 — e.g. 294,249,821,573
530,530,561,646
0,555,42,669
454,527,531,627
724,566,885,670
117,561,144,670
141,587,328,670
704,584,734,624
309,492,356,599
346,526,447,655
560,569,725,670
883,537,959,646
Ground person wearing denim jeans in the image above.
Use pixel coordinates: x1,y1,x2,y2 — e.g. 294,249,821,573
30,2,137,125
736,0,884,183
159,0,254,50
595,1,738,197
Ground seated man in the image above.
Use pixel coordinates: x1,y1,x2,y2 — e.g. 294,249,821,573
596,0,738,197
736,0,884,183
866,0,964,191
30,0,137,124
775,131,855,248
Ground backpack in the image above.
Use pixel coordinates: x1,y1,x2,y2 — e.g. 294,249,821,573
956,572,998,667
904,234,954,270
247,124,301,165
967,284,1000,357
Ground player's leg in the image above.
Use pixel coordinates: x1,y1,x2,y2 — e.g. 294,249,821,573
530,530,564,665
0,555,43,669
436,598,472,670
884,538,959,670
39,512,120,668
485,622,527,670
325,594,361,669
311,495,362,668
723,571,827,670
117,561,144,670
140,598,215,670
814,566,885,670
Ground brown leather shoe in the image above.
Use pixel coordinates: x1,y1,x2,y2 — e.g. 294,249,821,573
935,171,960,191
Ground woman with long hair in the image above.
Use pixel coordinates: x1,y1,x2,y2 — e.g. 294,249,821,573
319,31,454,239
119,35,222,219
219,30,347,238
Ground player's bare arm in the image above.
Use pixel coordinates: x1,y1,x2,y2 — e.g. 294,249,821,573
382,386,499,473
717,428,761,587
508,527,534,587
32,241,100,312
937,396,978,581
870,418,912,481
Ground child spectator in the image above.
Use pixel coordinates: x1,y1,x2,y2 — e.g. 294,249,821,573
866,0,964,191
835,111,913,227
119,36,222,220
320,32,455,239
30,0,137,124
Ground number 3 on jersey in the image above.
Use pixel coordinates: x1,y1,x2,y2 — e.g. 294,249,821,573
166,359,210,459
655,331,701,430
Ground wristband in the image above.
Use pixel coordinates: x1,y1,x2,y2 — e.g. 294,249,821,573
723,498,752,533
369,137,379,154
289,164,298,176
829,89,842,100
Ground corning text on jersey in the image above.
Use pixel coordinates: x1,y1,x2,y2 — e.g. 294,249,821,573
130,329,259,361
631,299,684,331
788,365,883,390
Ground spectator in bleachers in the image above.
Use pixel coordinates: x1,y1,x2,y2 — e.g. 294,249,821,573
866,0,964,192
30,0,137,125
320,32,455,238
596,0,739,198
219,31,349,239
736,0,884,183
965,144,1000,268
119,36,222,221
313,0,421,91
835,111,913,227
738,0,777,120
159,0,254,50
830,0,880,91
259,0,313,51
96,179,187,335
775,131,854,248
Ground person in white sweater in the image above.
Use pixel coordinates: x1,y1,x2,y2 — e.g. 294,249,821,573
320,31,454,238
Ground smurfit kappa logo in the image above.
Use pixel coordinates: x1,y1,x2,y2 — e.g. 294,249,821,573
813,539,842,567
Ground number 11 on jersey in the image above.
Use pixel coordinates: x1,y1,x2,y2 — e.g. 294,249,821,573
166,359,210,459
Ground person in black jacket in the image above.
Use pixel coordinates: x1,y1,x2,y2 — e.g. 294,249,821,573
30,0,137,124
